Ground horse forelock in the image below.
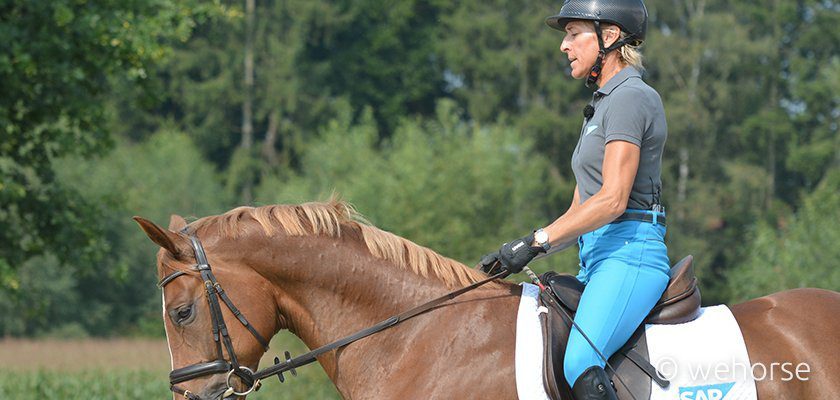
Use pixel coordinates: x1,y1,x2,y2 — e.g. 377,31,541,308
187,200,496,288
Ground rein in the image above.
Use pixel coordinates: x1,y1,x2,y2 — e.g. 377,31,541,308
252,268,510,383
158,234,508,399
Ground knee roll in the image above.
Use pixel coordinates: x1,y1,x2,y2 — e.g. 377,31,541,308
571,366,618,400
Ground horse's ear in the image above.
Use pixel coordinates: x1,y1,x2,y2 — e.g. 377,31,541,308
168,214,188,231
133,216,191,260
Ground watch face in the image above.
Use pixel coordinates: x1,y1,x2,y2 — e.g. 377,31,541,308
536,229,549,244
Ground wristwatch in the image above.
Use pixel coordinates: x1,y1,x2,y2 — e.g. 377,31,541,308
534,228,551,252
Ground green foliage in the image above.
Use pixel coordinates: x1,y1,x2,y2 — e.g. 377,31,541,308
0,334,340,399
299,0,447,133
437,0,586,182
727,170,840,302
255,100,575,269
0,370,169,400
60,130,228,336
0,367,340,400
0,131,228,336
0,255,78,337
0,0,223,283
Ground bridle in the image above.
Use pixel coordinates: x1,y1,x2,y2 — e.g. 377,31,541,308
158,233,508,399
158,235,270,400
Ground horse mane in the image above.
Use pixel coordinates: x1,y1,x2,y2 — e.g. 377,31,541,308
188,200,496,288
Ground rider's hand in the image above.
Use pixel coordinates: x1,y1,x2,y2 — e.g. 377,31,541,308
479,251,502,273
481,233,545,274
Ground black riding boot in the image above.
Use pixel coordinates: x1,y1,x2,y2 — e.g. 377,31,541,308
572,366,618,400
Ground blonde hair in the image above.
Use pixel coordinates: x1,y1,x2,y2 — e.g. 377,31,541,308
618,31,645,71
603,24,645,71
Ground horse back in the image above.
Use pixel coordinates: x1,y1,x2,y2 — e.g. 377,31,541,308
731,288,840,399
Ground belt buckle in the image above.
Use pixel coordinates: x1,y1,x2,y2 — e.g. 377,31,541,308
651,204,664,225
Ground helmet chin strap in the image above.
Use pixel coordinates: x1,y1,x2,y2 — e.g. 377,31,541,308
586,21,607,88
586,20,636,89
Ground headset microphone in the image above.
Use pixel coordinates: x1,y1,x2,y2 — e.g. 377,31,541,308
583,105,595,120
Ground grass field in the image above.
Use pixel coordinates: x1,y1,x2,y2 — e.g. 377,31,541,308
0,333,341,399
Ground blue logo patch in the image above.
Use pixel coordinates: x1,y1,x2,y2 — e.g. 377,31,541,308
678,382,735,400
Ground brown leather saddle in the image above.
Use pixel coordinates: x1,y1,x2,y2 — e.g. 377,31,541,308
538,255,701,400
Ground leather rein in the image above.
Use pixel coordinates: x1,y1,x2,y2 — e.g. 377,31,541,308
158,234,508,399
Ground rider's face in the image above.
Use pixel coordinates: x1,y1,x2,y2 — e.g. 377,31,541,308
560,21,601,79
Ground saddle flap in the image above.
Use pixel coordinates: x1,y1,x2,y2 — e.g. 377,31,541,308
538,291,655,400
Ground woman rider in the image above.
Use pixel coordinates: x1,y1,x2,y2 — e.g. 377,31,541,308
480,1,669,399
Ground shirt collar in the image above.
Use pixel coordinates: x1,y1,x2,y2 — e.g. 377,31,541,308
595,66,642,96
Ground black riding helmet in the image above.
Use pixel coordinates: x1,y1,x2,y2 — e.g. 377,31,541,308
545,0,648,87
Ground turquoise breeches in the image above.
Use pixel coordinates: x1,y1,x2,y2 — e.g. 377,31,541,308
564,210,670,386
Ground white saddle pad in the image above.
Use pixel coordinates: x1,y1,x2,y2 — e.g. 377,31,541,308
515,283,551,400
646,305,758,400
515,286,758,400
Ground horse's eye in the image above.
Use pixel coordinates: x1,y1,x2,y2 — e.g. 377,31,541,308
175,305,193,324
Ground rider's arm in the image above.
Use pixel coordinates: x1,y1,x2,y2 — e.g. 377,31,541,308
568,184,582,213
539,140,640,247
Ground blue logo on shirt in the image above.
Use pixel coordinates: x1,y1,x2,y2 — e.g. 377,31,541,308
678,382,735,400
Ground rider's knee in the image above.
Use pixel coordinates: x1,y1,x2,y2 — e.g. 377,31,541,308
563,347,596,386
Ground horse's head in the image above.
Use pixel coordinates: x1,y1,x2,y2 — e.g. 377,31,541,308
135,215,279,400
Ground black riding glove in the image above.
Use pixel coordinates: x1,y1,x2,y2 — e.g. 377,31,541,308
479,251,502,274
480,233,545,274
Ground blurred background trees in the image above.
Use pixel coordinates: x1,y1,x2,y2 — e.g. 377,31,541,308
1,0,837,336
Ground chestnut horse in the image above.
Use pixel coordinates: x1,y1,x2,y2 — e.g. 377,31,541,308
135,201,840,399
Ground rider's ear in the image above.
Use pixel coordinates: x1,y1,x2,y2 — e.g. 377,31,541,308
134,216,192,260
602,25,621,48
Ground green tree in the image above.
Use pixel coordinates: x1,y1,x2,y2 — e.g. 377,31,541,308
0,130,229,336
120,0,450,163
437,0,583,197
642,0,808,303
727,169,840,303
0,254,78,337
780,1,840,197
299,0,447,134
59,130,229,336
0,0,220,285
255,100,578,271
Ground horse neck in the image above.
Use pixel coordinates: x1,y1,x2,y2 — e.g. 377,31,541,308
239,230,521,398
244,231,463,348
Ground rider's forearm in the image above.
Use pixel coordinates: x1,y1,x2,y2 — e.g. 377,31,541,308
541,189,627,247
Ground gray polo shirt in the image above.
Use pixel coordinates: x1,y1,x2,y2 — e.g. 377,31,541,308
570,66,667,210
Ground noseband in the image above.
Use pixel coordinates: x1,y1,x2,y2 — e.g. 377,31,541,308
158,235,270,400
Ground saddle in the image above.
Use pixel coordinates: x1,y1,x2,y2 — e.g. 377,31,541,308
538,255,701,400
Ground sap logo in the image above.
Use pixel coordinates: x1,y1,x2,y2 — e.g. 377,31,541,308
678,382,735,400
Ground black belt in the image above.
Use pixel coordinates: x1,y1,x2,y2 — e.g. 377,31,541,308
613,211,666,226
